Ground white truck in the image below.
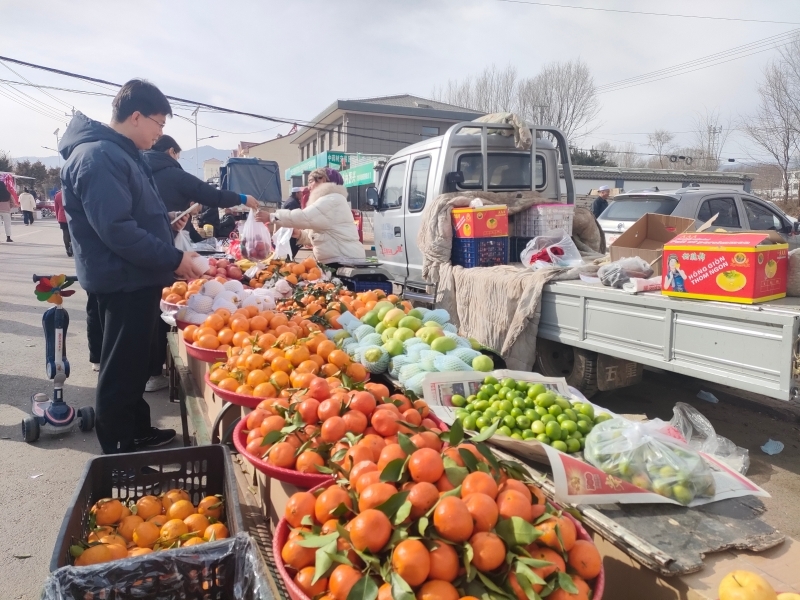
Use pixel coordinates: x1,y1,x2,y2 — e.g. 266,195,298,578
364,122,800,402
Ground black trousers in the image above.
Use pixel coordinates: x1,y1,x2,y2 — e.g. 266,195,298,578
94,286,161,454
59,222,72,254
23,210,34,224
149,317,170,377
86,293,103,364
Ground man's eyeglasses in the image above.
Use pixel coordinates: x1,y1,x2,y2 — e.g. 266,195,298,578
145,115,166,130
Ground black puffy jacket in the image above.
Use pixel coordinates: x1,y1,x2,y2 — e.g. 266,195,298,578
144,151,242,213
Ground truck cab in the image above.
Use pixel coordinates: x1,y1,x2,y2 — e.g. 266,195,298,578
366,122,575,289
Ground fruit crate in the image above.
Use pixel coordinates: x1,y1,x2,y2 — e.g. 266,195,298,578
348,278,393,295
50,445,244,571
451,237,509,268
510,203,574,237
42,533,273,600
509,236,533,263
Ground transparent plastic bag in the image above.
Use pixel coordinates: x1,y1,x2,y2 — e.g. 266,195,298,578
174,230,209,275
240,210,271,260
520,229,583,270
40,533,272,600
597,256,654,288
273,227,294,261
584,417,716,505
670,402,750,474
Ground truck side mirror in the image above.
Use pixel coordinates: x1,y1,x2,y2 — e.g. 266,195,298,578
445,171,465,193
793,220,800,234
366,186,379,207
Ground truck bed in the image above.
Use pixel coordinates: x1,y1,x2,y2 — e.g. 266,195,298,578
539,280,800,400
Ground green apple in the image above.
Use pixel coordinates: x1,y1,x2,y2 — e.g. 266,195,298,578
472,355,494,372
398,316,422,332
381,327,398,343
382,339,404,357
469,337,482,350
393,327,415,342
417,327,444,344
424,321,442,329
375,322,387,335
375,301,394,320
431,336,457,353
383,308,406,328
408,309,424,319
361,311,380,327
364,347,384,363
333,331,351,342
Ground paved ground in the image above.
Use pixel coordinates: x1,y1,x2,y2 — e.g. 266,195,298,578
0,218,182,600
1,218,799,598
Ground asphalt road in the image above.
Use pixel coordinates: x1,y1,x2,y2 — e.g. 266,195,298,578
0,218,182,599
1,218,798,598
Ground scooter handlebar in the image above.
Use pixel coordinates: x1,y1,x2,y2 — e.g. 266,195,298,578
33,274,78,283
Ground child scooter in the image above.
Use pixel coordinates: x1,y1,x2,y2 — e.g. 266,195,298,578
22,274,95,443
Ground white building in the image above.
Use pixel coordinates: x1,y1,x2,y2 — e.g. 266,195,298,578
202,158,222,182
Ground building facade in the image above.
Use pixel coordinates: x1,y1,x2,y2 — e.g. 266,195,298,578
240,135,297,199
202,158,222,182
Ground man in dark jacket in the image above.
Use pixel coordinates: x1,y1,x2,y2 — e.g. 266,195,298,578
591,185,611,219
144,135,259,242
59,79,207,454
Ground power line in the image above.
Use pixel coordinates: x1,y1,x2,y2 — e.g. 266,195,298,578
0,87,64,122
0,59,74,109
497,0,800,25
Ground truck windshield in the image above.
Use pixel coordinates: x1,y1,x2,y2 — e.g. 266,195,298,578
601,197,679,220
457,153,544,190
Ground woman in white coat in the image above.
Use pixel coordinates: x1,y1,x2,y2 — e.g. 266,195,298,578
258,168,365,264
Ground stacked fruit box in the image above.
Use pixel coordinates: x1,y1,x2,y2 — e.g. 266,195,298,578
451,206,509,268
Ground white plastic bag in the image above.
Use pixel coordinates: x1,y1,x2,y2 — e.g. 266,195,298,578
174,230,209,275
240,210,272,260
272,227,294,261
520,229,583,270
598,256,654,289
669,402,750,474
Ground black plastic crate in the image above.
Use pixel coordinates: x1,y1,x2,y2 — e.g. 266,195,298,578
340,277,394,295
42,533,272,600
509,236,533,263
451,237,509,268
51,445,243,572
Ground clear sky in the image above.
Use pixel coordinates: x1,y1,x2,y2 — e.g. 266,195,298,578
1,0,799,165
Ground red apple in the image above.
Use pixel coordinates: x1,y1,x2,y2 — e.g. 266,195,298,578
216,268,227,277
227,266,243,280
217,259,230,269
208,258,217,267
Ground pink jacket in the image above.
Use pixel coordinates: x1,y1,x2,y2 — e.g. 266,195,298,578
54,190,67,223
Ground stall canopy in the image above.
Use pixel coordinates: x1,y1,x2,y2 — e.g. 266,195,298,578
219,158,282,206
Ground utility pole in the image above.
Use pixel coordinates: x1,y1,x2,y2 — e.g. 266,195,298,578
53,129,61,168
708,126,722,169
192,106,200,178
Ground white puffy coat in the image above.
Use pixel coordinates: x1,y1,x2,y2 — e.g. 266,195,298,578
273,183,365,263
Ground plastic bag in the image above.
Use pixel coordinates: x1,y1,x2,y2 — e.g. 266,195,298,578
669,402,750,474
597,256,654,288
273,227,294,261
174,230,209,275
584,417,716,505
520,229,583,270
240,210,271,260
41,533,272,600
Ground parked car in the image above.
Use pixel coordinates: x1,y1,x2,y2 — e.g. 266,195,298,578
598,187,800,248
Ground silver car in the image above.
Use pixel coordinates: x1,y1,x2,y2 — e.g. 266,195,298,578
598,187,800,249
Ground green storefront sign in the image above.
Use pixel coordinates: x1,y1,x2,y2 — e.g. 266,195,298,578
285,151,352,180
341,162,378,188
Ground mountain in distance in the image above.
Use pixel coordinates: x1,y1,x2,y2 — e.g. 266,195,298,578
13,145,233,179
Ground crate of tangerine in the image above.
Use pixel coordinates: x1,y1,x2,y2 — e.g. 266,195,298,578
662,231,788,304
451,205,508,238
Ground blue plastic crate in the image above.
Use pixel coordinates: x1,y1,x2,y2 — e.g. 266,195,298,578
352,279,394,294
451,237,509,268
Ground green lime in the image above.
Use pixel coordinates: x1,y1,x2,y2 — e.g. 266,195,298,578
515,416,532,429
535,392,555,408
524,408,538,420
548,405,563,417
561,420,578,434
563,408,578,422
531,420,546,435
568,431,583,440
552,440,568,452
503,415,516,429
475,400,490,411
515,381,529,391
576,420,592,434
511,433,524,440
536,434,551,445
566,438,581,453
512,398,526,409
499,400,514,413
556,413,568,424
455,410,469,420
479,425,493,435
512,428,523,437
540,414,556,424
522,429,537,439
523,397,536,409
545,421,562,439
467,395,478,403
528,383,547,398
498,426,513,437
496,410,509,419
594,413,612,423
463,415,477,430
510,408,523,418
578,404,595,419
489,395,500,403
451,394,466,407
490,400,502,410
498,387,511,399
476,390,490,401
484,409,497,420
672,485,694,505
555,397,571,410
475,416,489,429
483,376,498,385
501,378,516,389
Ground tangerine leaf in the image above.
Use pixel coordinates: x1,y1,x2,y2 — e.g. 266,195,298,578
476,572,509,596
517,556,556,570
458,448,480,472
446,417,464,446
336,523,352,542
388,527,409,547
296,532,339,548
391,573,415,600
475,442,500,472
516,560,546,586
417,516,429,536
376,491,410,519
379,457,407,483
261,430,284,446
556,572,579,594
330,502,350,518
445,465,469,486
470,420,500,442
397,432,417,455
392,500,412,526
464,541,476,582
312,539,337,585
495,516,540,547
346,574,379,600
440,484,462,499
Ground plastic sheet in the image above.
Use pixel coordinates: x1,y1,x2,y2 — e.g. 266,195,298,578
670,402,750,474
272,227,294,261
41,533,274,600
598,256,654,289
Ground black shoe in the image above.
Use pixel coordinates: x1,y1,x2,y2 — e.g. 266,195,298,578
6,237,11,242
133,427,176,449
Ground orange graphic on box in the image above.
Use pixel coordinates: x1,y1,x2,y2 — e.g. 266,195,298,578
451,205,508,238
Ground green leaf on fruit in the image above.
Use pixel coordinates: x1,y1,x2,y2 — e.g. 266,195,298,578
376,491,410,519
470,419,500,442
261,430,284,446
296,532,339,548
447,418,464,446
445,466,469,486
380,457,408,483
397,432,418,455
518,556,556,570
417,516,429,536
458,448,480,472
516,561,547,586
556,572,579,594
392,500,412,526
346,574,379,600
331,502,351,518
312,540,337,584
495,516,540,547
391,573,416,600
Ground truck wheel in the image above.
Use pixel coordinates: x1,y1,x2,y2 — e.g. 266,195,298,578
534,338,599,398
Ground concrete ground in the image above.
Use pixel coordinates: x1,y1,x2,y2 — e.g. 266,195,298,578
0,217,182,600
1,218,799,598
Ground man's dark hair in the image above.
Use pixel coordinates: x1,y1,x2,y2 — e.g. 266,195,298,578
23,187,29,193
112,79,172,123
152,135,181,154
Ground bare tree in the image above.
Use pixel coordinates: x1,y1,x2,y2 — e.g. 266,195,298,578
647,129,676,168
516,59,600,143
691,108,733,171
431,64,518,113
778,33,800,141
742,61,800,203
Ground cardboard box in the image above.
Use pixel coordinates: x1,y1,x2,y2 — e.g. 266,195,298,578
451,205,508,238
662,231,788,304
610,213,696,275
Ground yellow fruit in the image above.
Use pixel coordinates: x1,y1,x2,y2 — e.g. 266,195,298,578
132,521,160,549
765,260,778,278
167,499,196,521
716,270,747,292
98,534,127,547
161,489,191,513
117,515,144,542
777,595,800,600
135,495,163,521
93,499,123,526
718,570,777,600
74,544,112,566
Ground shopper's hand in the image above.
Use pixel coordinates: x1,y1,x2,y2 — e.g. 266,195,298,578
244,195,260,210
169,212,190,232
175,251,206,279
254,210,270,224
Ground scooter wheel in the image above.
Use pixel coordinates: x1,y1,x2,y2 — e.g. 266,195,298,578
78,407,95,432
22,416,40,443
